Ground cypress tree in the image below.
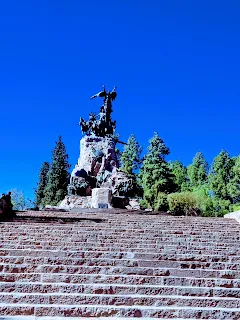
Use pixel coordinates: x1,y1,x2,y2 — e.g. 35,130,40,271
139,132,175,210
187,152,208,187
35,161,50,206
44,136,71,206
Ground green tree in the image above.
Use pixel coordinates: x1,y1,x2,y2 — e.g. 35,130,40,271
44,136,71,206
167,191,198,216
121,134,142,175
192,185,215,216
35,161,50,206
169,160,190,192
187,152,208,188
227,155,240,204
120,134,142,197
9,189,26,210
209,150,235,214
139,132,175,210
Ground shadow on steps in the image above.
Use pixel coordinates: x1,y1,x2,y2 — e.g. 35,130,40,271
0,214,106,224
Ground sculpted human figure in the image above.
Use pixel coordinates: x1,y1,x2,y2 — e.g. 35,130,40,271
79,86,117,137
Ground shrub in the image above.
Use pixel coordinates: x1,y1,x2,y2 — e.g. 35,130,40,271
154,192,169,211
212,198,231,217
192,185,215,217
229,203,240,212
167,192,199,216
139,199,149,210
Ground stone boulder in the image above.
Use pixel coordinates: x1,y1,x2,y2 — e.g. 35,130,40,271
59,196,92,210
125,199,140,210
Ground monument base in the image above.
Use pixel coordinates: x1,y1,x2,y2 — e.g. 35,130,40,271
59,195,92,210
91,188,112,209
59,193,140,211
59,189,112,210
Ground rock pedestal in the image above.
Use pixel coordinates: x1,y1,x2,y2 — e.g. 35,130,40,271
63,86,133,209
67,135,131,202
91,188,112,209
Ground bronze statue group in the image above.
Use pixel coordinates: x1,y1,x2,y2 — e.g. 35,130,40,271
79,86,117,137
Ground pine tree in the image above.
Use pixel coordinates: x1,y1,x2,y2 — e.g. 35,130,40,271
187,152,208,188
139,132,175,210
169,160,190,192
209,149,234,202
35,162,50,206
121,134,142,175
43,136,71,206
120,134,142,197
227,156,240,204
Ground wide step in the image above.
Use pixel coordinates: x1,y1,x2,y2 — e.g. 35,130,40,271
0,210,239,319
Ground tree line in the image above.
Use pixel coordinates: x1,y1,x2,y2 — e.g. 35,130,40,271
35,133,240,216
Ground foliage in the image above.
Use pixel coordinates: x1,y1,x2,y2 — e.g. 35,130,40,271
43,136,71,206
192,184,215,217
227,156,240,203
169,160,190,192
139,199,149,210
209,149,235,202
9,189,28,210
187,152,208,188
139,132,175,209
121,134,142,174
35,161,50,206
212,198,232,217
154,192,169,212
229,202,240,212
167,191,199,216
120,134,142,197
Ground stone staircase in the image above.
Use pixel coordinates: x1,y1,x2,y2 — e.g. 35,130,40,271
0,210,239,319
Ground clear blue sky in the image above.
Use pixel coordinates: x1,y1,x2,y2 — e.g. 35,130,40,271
1,1,240,200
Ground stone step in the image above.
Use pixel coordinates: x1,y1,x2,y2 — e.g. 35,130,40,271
0,317,201,320
2,218,239,226
7,223,238,230
0,256,239,270
0,244,238,256
1,237,239,246
0,282,239,297
2,264,240,279
0,212,238,319
1,248,240,261
0,292,240,308
1,249,240,263
1,273,240,288
1,237,240,250
0,243,238,253
1,235,239,244
0,303,239,318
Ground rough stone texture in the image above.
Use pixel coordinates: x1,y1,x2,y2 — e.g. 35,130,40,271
66,135,131,207
59,195,92,210
76,136,118,175
126,199,140,210
91,188,112,209
0,210,239,318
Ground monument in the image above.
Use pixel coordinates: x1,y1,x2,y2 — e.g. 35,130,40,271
63,86,133,209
